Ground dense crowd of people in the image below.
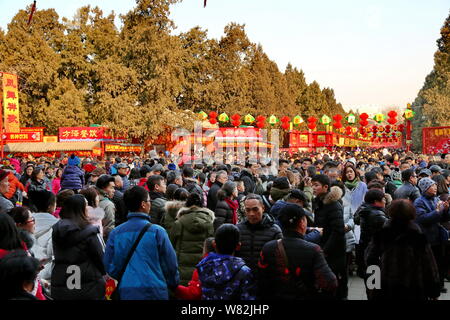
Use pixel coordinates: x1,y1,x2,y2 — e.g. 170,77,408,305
0,147,450,300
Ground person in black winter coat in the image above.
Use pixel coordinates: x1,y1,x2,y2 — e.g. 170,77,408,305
311,175,347,300
182,167,204,204
258,203,337,300
51,195,106,300
355,189,388,268
207,170,227,211
240,166,256,195
214,181,239,231
236,194,283,273
365,199,441,300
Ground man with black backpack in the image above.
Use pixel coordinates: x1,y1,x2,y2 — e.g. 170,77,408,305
257,203,337,299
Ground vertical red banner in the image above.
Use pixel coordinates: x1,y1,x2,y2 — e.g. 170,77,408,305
2,73,20,132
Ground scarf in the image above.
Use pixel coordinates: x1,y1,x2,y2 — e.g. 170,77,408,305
345,178,359,191
225,198,239,225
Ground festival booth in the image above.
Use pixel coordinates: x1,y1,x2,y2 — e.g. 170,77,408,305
422,126,450,154
170,126,274,156
3,141,103,158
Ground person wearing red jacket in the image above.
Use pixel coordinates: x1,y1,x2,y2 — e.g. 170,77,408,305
175,237,214,300
138,165,152,191
3,167,26,201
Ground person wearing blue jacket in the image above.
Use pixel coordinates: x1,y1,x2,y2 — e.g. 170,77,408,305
60,155,84,192
197,224,256,300
414,177,450,293
104,186,179,300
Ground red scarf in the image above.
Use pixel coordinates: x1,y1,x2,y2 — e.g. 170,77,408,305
225,198,239,225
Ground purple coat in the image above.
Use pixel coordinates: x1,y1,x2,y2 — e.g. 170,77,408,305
60,165,84,191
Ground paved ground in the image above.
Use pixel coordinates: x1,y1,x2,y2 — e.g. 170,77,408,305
348,275,450,300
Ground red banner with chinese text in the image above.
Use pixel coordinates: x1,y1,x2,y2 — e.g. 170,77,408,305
2,73,20,132
59,127,104,141
422,126,450,154
2,132,41,142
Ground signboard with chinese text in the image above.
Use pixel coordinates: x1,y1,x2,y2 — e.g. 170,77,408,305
422,126,450,154
59,127,104,141
104,144,142,153
2,73,20,132
2,132,41,142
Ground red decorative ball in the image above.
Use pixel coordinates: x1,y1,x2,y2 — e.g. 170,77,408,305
209,111,218,119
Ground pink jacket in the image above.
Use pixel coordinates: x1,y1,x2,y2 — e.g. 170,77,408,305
52,177,61,195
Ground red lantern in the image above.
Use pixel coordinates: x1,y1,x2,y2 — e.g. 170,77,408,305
388,111,398,118
333,122,343,129
231,114,240,121
345,126,353,136
360,113,369,120
256,121,265,129
372,125,378,132
387,118,397,125
332,114,343,129
282,122,290,130
308,116,318,123
359,119,369,127
231,120,240,127
209,111,218,119
307,123,316,130
398,124,405,131
209,111,218,125
387,110,397,125
256,115,266,123
281,116,291,123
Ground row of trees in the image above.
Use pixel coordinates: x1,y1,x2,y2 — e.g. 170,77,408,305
0,0,344,139
411,11,450,151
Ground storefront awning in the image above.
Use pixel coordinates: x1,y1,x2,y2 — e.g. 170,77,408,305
4,141,102,153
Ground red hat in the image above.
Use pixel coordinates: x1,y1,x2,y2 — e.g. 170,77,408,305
84,163,96,173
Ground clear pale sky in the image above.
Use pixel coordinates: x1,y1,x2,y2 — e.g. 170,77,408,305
1,0,449,114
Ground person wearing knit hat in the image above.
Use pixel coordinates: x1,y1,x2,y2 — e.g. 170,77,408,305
414,176,450,293
60,155,85,192
67,154,81,167
0,169,13,214
418,177,437,195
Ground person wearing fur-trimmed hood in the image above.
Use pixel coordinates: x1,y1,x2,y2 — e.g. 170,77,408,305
169,193,215,286
312,174,347,300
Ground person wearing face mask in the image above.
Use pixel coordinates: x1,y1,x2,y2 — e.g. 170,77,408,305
414,178,450,293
